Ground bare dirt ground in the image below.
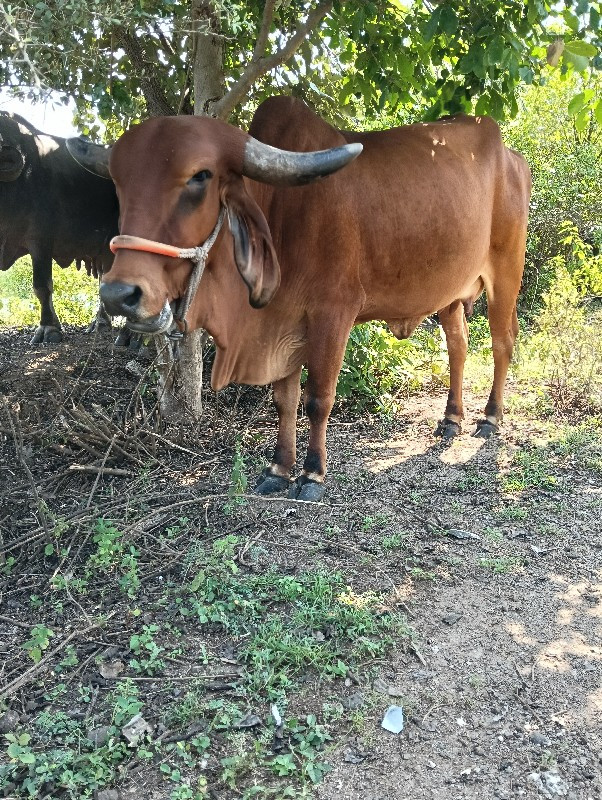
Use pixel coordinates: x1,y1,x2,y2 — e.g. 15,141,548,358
0,326,601,800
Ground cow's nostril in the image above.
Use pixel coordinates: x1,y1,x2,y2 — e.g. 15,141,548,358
122,285,142,308
99,282,143,317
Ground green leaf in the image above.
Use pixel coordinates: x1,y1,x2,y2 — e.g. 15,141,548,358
568,91,586,116
594,99,602,126
474,93,490,116
575,107,589,133
563,50,589,72
439,6,458,36
564,40,598,58
487,35,506,66
562,10,580,32
423,6,442,42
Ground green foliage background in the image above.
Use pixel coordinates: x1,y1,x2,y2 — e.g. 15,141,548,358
0,259,99,327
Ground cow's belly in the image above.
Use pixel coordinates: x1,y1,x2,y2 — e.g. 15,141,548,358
357,234,489,324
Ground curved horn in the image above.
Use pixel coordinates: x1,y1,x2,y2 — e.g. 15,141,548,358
242,137,363,186
66,137,112,179
0,145,25,182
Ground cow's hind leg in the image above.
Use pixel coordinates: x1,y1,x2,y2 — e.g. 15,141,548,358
31,250,63,344
255,367,302,496
435,300,469,439
476,287,520,438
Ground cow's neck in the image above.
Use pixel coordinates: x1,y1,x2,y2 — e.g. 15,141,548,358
191,255,305,391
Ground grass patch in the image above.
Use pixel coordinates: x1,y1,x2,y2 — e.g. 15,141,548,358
501,419,602,494
477,556,524,574
501,448,559,493
3,532,411,800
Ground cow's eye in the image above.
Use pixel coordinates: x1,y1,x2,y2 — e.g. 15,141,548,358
187,170,212,186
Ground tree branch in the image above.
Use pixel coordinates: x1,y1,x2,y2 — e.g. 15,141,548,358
1,7,45,90
212,0,333,120
252,0,277,62
115,28,176,117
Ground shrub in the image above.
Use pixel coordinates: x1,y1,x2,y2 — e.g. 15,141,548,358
517,258,602,413
337,322,448,411
504,74,602,316
0,257,98,327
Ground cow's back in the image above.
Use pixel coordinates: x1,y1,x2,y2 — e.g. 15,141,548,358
248,97,530,324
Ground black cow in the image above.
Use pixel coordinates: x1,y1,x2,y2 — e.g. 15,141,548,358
0,111,118,343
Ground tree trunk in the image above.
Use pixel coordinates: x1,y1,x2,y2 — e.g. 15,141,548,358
157,1,225,421
192,0,225,117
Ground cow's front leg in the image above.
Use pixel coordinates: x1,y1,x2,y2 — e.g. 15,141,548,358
86,298,112,335
288,319,354,502
256,368,301,495
31,250,63,344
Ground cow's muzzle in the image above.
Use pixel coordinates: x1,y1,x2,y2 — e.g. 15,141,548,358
99,283,174,334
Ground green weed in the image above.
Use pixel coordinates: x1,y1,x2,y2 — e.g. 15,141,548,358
495,505,529,521
129,624,166,675
502,449,558,493
22,624,53,664
477,556,523,574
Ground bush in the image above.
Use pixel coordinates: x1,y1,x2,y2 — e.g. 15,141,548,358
337,322,448,412
0,257,99,327
516,245,602,413
504,74,602,316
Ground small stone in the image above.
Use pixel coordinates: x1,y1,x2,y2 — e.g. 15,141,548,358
343,692,365,711
446,528,480,540
95,791,120,800
442,612,462,625
121,714,153,745
232,714,261,729
529,731,551,747
88,725,112,748
0,710,20,734
99,660,124,680
387,685,404,698
343,746,365,764
373,678,389,693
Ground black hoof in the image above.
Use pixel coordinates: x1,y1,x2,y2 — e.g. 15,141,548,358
434,418,462,439
255,470,290,496
473,419,499,438
287,476,326,502
114,328,131,348
128,333,143,352
86,319,111,335
30,325,63,345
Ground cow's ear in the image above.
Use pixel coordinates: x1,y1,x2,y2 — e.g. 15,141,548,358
221,177,280,309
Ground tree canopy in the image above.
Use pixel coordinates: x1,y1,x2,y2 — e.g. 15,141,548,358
1,1,601,135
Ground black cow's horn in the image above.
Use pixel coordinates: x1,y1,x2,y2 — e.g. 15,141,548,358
242,137,363,186
66,137,112,179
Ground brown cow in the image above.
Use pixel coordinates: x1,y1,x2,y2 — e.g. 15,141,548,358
68,97,531,501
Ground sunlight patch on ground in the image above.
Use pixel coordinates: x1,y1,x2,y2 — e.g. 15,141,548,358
438,436,486,465
536,634,600,673
24,351,60,370
505,574,602,677
362,437,426,473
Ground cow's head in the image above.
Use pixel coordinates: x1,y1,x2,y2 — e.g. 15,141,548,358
0,132,25,182
66,116,361,334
